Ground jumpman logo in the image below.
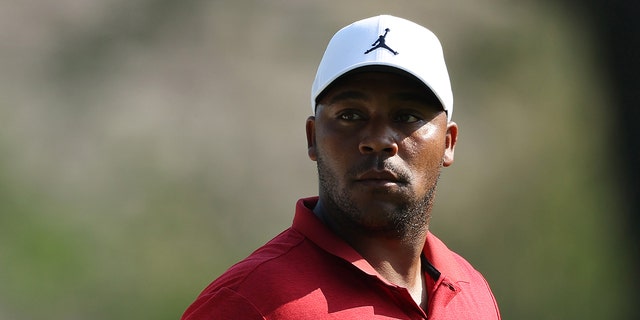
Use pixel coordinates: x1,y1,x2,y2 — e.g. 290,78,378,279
364,28,398,55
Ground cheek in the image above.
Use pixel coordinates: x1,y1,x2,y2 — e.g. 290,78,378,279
315,136,352,173
316,125,357,161
402,132,446,169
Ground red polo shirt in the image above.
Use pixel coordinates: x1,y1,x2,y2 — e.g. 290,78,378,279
182,197,501,319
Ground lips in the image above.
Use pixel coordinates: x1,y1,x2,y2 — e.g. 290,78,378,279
355,170,405,187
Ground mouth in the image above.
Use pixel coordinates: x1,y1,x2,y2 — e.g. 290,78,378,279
355,170,405,188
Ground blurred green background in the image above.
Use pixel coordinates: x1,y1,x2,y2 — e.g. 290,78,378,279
1,1,636,319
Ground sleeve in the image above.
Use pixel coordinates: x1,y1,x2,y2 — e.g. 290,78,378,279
181,287,266,320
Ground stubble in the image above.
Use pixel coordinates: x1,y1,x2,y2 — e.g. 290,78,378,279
316,154,440,242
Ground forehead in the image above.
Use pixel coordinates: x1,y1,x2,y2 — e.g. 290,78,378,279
317,70,442,108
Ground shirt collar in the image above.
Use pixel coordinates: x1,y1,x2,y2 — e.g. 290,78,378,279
292,197,381,278
292,197,468,284
423,231,470,283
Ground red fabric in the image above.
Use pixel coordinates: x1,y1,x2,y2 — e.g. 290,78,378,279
182,197,500,320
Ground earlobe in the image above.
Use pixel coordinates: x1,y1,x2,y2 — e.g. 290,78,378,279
443,121,458,167
306,116,318,161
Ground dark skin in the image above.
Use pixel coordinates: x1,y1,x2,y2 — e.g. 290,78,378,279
305,71,458,308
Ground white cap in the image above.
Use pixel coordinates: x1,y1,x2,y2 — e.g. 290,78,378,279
311,15,454,121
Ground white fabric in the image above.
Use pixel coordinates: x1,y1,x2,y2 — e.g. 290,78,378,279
311,15,454,121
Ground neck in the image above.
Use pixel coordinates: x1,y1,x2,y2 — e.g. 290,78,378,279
348,230,428,307
313,201,429,307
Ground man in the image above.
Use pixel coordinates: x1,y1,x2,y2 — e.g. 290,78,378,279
182,15,501,319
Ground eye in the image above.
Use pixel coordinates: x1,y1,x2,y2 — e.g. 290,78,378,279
337,110,365,121
393,112,422,123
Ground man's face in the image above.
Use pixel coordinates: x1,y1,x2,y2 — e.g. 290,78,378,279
306,71,458,239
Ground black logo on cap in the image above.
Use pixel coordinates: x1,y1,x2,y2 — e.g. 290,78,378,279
364,28,398,55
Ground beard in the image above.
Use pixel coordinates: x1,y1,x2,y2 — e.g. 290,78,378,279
316,154,440,242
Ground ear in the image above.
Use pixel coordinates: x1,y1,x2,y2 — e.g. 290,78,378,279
306,116,318,161
443,121,458,167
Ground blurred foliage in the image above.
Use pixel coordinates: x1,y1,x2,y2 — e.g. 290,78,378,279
0,0,634,319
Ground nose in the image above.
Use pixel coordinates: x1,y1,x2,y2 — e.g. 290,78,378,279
358,123,399,156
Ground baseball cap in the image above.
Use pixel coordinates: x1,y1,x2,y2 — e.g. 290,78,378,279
311,15,454,121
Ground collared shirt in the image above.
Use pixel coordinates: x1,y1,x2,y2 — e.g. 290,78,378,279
182,197,501,319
